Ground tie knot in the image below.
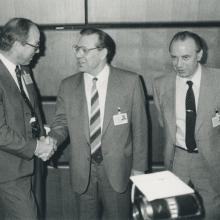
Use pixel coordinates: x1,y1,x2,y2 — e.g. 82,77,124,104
15,65,19,73
93,77,98,82
15,65,22,76
92,77,98,85
187,80,193,88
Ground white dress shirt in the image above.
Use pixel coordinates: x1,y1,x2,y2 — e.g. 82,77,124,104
175,64,201,149
84,64,110,131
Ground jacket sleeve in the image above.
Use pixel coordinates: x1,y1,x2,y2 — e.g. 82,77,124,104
0,88,37,160
131,76,148,172
49,81,69,146
152,78,164,127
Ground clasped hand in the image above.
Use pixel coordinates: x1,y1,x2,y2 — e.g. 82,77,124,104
35,136,57,161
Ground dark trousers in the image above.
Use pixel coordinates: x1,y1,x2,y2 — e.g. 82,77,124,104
0,176,38,220
32,158,46,220
172,147,220,220
74,161,131,220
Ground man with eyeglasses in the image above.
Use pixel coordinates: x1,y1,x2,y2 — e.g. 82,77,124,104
49,28,148,220
0,17,56,220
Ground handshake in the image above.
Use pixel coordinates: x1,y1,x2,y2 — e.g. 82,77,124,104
35,136,57,161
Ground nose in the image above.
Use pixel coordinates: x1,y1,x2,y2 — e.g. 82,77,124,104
176,58,183,67
75,49,84,58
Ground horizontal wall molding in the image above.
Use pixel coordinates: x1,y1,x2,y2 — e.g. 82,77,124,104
1,21,220,30
41,95,153,103
38,21,220,31
47,162,164,171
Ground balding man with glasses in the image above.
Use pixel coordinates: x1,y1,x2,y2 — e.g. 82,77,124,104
49,28,149,220
0,17,56,220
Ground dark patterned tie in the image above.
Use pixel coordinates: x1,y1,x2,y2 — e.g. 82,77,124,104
90,77,103,163
185,81,197,152
15,66,40,138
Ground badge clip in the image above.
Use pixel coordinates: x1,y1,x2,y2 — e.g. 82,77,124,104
30,117,36,124
117,107,121,114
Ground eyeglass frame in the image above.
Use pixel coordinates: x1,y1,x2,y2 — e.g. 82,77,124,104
25,42,40,51
72,44,103,55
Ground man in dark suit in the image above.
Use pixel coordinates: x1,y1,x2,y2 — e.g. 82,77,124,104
49,28,148,220
153,31,220,219
0,18,56,219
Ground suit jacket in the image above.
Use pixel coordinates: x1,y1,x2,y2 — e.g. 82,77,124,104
153,65,220,194
50,66,148,193
0,60,44,183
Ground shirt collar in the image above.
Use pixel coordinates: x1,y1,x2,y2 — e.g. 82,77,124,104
84,64,110,83
0,53,17,74
176,63,201,87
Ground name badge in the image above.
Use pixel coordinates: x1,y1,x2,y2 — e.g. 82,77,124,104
23,71,33,85
212,110,220,127
113,113,128,126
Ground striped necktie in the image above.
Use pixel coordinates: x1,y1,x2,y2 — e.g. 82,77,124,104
90,77,103,163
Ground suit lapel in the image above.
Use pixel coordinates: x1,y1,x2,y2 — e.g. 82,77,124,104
0,61,22,100
195,67,215,134
83,84,90,144
75,74,90,144
102,67,120,136
163,74,176,142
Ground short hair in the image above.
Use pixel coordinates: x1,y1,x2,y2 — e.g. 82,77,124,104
169,31,208,64
169,31,203,53
0,17,37,51
80,28,116,64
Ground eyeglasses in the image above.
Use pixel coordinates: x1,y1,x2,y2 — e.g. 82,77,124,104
25,42,40,51
72,44,101,55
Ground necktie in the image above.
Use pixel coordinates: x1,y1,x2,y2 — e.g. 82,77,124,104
89,77,103,163
185,81,197,152
15,66,40,138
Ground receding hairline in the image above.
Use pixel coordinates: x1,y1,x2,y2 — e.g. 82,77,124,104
169,37,201,53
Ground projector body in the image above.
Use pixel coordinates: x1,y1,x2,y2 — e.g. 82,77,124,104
132,186,203,220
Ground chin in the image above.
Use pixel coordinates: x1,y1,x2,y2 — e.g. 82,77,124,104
79,67,86,72
22,59,32,66
177,72,190,78
178,74,187,78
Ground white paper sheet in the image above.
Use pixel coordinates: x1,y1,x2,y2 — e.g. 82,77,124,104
130,170,194,201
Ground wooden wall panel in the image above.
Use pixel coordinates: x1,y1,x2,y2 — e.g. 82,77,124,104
34,28,220,96
0,0,15,24
0,0,84,25
0,1,219,25
33,31,80,96
88,0,220,22
88,0,173,22
198,0,220,21
171,0,199,21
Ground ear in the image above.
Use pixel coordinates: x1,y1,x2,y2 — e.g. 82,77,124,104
197,49,203,62
100,48,108,61
13,41,20,48
12,41,23,52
